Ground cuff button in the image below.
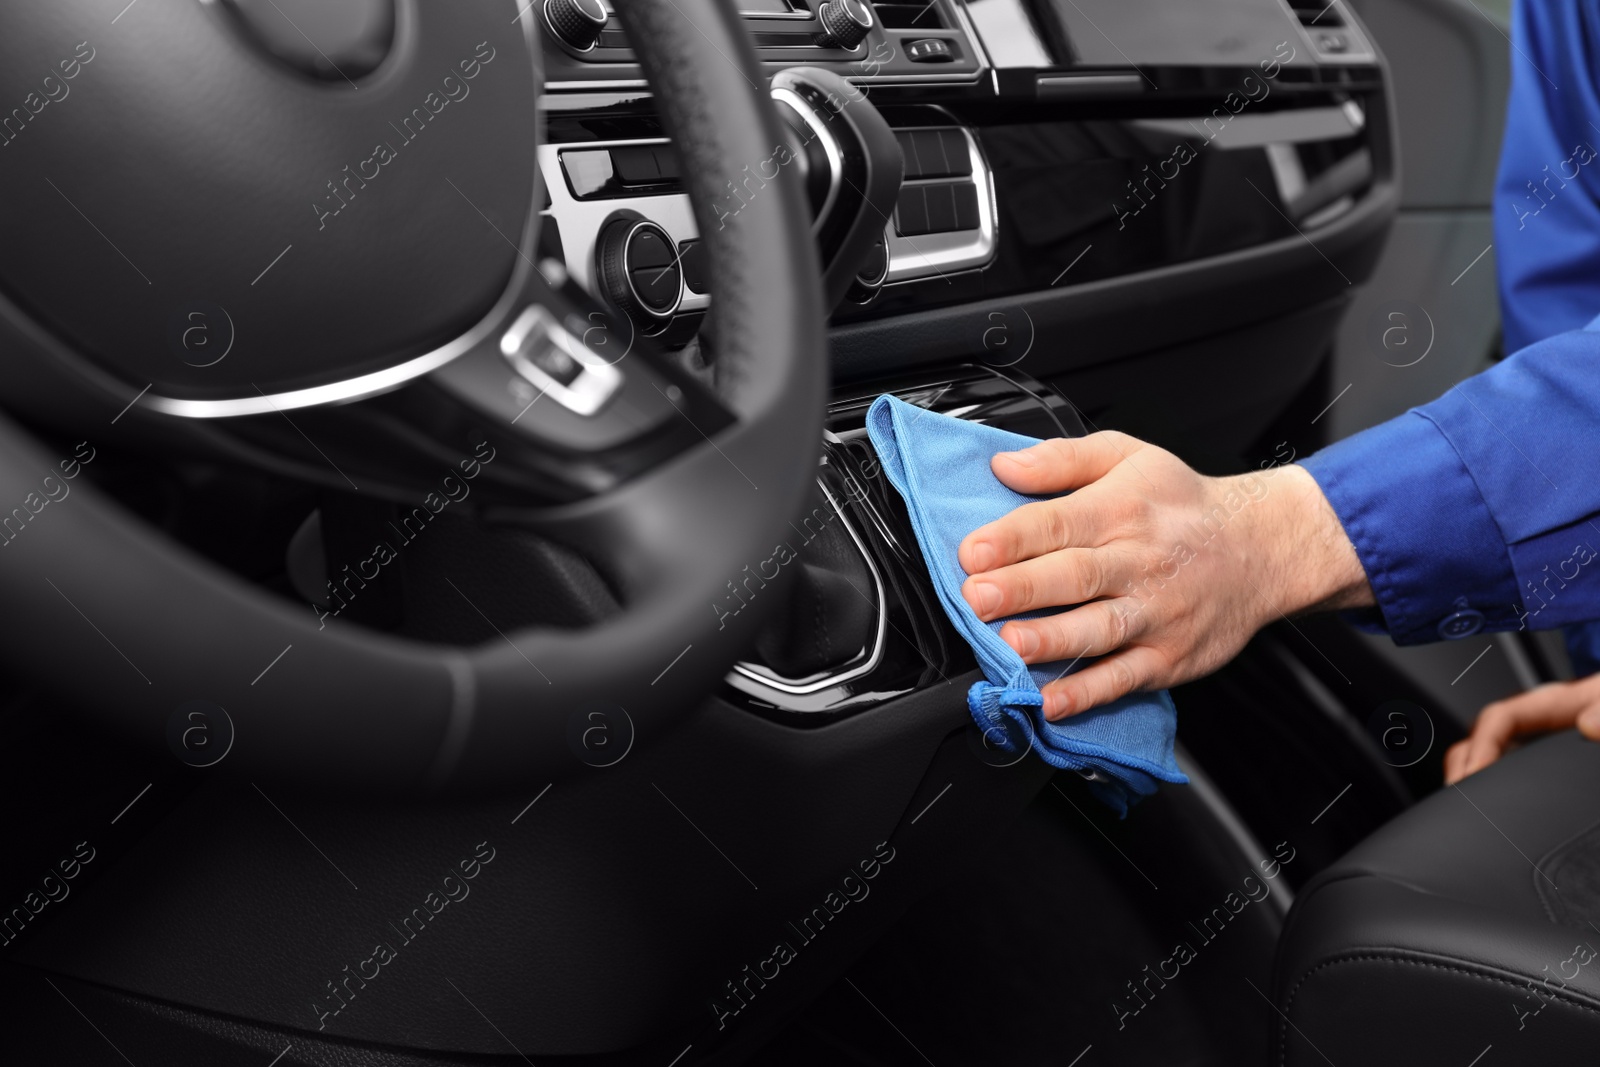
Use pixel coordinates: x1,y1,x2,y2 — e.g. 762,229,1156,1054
1437,608,1485,640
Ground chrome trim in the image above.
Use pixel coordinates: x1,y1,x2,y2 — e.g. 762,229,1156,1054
144,253,540,419
543,0,603,54
545,78,651,91
816,0,874,51
612,219,683,319
499,304,622,415
739,5,813,18
729,478,889,697
141,10,545,420
540,137,709,313
883,126,997,283
600,0,814,17
947,0,994,67
856,225,890,286
769,83,844,236
545,71,990,90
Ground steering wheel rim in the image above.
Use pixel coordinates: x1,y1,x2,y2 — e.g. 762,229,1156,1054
0,0,827,792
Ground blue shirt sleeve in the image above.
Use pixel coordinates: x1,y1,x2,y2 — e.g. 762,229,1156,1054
1495,1,1600,354
1301,323,1600,644
1297,1,1600,648
1494,1,1600,672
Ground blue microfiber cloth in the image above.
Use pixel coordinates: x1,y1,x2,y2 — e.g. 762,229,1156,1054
866,394,1187,816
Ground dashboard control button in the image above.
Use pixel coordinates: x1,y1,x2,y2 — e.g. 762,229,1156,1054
500,305,622,416
678,240,709,294
906,38,954,63
610,145,661,185
560,148,615,198
608,144,682,187
1315,31,1350,53
816,0,874,51
543,0,608,53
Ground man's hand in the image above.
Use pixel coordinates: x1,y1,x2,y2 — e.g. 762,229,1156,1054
1445,677,1600,784
957,431,1374,719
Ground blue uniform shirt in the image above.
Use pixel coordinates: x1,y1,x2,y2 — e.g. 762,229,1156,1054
1300,0,1600,664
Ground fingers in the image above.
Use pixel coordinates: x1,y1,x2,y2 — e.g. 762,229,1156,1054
997,599,1144,666
991,432,1143,495
1442,739,1471,786
959,491,1116,574
1039,646,1166,719
1450,682,1594,784
1580,705,1600,740
962,547,1114,621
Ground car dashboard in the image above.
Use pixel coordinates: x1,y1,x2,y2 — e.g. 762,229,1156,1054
535,0,1396,715
537,0,1391,378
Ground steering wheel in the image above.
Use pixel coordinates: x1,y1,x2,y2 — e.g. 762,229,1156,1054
0,0,826,791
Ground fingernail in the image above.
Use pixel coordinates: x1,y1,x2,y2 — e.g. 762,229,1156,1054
968,581,1001,616
1043,690,1068,720
996,449,1036,468
1581,707,1600,736
1004,626,1039,658
966,539,995,573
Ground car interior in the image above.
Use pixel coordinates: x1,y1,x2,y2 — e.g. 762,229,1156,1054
3,0,1589,1064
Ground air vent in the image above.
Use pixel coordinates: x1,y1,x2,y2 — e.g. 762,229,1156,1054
1288,2,1344,27
871,2,947,30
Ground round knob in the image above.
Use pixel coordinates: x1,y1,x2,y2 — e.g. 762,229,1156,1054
544,0,608,52
596,218,682,324
817,0,874,51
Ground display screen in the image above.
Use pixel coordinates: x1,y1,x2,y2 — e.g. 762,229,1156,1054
1039,0,1302,67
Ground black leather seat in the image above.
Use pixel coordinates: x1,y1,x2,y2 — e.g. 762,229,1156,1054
1273,730,1600,1065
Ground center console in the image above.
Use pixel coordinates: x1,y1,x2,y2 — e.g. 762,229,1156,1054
725,367,1085,716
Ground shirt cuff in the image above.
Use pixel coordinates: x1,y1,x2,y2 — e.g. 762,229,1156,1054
1565,621,1600,677
1299,411,1521,644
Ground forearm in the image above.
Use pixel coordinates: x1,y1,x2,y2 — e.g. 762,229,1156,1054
1228,463,1374,622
